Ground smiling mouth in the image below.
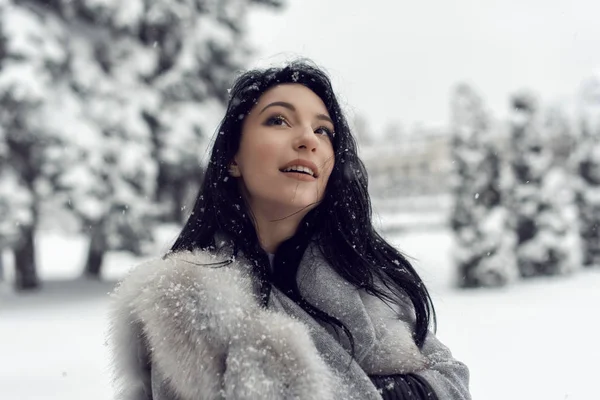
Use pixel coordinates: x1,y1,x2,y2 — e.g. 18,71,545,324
279,165,317,177
280,170,317,181
281,170,312,176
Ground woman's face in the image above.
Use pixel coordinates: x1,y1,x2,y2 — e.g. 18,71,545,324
232,83,335,218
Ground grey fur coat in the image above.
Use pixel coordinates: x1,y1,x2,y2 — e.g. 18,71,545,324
108,243,470,400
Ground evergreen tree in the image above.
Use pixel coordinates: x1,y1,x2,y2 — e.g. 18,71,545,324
87,0,285,223
449,83,517,287
507,91,577,277
574,76,600,267
0,1,78,289
0,1,156,282
60,14,159,278
542,106,582,270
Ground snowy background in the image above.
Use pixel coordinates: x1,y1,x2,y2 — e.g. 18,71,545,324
2,0,600,399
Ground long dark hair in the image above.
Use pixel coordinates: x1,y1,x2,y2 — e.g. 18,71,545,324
171,60,436,348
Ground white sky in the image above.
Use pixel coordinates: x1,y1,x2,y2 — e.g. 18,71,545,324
248,0,600,135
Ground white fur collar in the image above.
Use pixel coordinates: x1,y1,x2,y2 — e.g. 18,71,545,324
109,250,341,399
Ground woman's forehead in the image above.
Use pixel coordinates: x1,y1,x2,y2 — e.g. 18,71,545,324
255,84,329,114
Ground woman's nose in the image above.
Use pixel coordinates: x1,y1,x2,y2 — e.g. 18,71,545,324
294,125,319,152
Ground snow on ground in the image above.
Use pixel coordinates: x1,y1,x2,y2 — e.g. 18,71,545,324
1,227,599,400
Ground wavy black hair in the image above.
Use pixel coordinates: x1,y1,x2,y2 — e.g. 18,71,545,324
171,60,436,349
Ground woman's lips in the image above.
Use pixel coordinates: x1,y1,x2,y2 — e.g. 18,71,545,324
281,171,317,182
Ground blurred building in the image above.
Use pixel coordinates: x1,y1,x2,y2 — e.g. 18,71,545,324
362,117,577,201
362,126,452,198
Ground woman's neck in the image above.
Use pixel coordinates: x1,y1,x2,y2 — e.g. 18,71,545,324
249,204,306,254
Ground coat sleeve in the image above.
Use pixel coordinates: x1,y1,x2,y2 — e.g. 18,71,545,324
108,316,154,400
412,329,471,400
110,312,183,400
360,288,471,400
371,374,439,400
107,259,184,400
394,291,470,399
135,326,154,400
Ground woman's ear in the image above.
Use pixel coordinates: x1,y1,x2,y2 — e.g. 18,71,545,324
228,160,241,177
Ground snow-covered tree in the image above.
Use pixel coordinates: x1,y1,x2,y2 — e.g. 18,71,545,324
449,83,517,288
506,91,578,277
123,1,285,222
94,0,285,223
573,75,600,267
59,20,159,277
0,1,80,289
0,1,154,283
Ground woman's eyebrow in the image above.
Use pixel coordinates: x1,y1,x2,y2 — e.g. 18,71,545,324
260,101,333,124
259,101,295,114
316,114,333,124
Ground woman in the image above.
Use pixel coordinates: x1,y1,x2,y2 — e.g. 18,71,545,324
109,61,471,400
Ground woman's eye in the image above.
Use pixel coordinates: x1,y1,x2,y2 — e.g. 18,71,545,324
265,115,288,126
315,126,334,137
